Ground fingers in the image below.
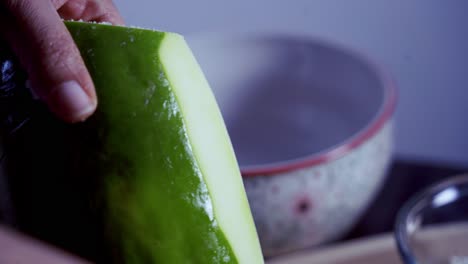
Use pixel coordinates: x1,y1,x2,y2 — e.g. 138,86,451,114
0,225,90,264
58,0,125,25
0,0,97,123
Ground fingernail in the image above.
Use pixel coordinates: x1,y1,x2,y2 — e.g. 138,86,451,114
47,81,96,122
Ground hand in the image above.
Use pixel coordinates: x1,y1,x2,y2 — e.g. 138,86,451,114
0,0,124,123
0,225,89,263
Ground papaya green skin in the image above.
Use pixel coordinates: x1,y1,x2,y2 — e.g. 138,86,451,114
3,22,237,263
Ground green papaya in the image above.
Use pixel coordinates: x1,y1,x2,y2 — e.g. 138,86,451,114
0,21,263,263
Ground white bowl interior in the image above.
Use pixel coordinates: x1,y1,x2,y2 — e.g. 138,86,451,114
187,35,385,169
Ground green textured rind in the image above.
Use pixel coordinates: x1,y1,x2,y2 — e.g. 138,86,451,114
3,21,263,264
63,22,237,263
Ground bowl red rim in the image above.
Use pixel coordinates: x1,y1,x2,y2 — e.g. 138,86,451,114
240,36,398,177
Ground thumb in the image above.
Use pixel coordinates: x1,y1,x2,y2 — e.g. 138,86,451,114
1,0,97,123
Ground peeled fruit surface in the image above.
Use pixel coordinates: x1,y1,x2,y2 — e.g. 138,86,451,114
1,21,263,264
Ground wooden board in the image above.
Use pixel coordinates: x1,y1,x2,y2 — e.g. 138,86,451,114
267,224,468,264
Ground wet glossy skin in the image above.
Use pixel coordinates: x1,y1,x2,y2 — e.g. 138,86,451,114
2,22,236,263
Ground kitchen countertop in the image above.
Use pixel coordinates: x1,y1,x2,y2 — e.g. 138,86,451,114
345,158,468,241
267,159,468,263
268,223,468,264
268,233,402,264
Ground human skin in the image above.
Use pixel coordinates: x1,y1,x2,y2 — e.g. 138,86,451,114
0,0,124,123
0,1,123,261
0,224,89,263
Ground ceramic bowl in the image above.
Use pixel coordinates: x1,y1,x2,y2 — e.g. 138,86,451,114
188,34,397,257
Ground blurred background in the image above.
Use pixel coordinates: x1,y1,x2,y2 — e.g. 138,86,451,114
1,1,468,262
114,0,468,167
112,1,468,258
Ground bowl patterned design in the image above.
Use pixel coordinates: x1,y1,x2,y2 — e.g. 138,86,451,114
243,121,393,257
188,34,397,258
